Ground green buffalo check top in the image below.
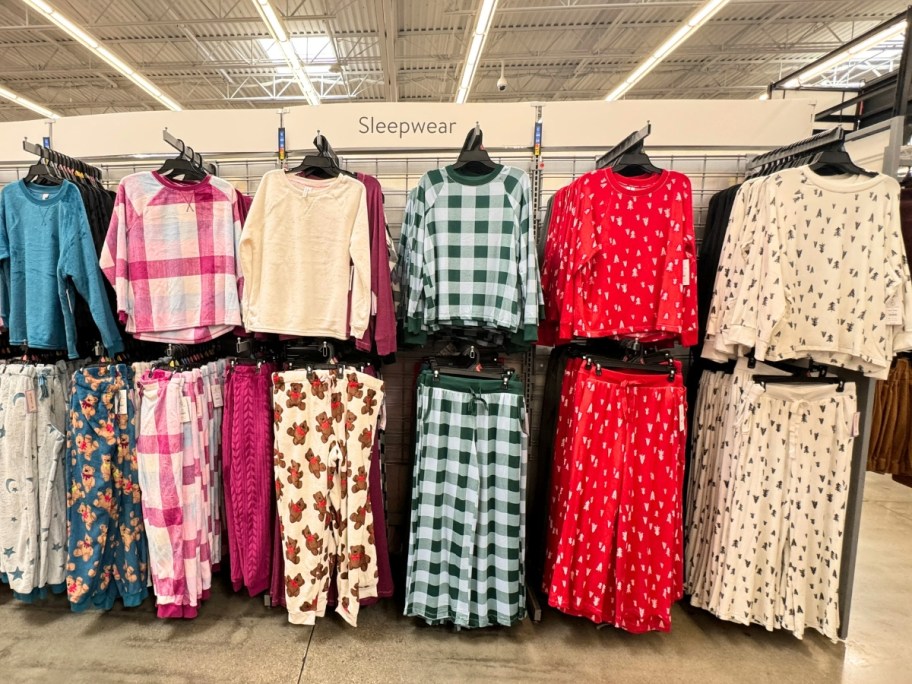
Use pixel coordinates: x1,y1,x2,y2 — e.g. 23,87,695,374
398,164,543,345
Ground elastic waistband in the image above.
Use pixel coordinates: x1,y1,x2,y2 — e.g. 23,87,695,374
75,363,133,389
418,369,523,396
576,359,683,389
750,381,857,404
275,367,385,396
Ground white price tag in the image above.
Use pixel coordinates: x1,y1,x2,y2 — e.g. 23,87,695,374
25,389,37,414
181,397,191,423
118,389,128,415
211,384,224,409
852,412,861,437
885,292,902,325
371,292,378,316
679,403,686,432
682,259,691,287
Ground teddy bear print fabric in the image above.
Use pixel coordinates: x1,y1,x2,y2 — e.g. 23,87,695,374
0,363,70,600
66,364,149,610
272,367,385,627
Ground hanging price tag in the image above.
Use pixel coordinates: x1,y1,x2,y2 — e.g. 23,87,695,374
181,397,191,423
679,403,686,432
25,389,37,414
211,384,224,409
682,259,691,286
118,389,128,415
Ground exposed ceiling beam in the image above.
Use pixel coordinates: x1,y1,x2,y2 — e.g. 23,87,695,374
375,0,398,101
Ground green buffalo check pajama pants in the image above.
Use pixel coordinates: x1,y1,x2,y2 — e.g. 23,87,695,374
405,370,528,628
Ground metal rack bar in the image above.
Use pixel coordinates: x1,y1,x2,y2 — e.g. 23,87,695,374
162,128,217,175
596,122,651,170
22,138,104,180
746,126,845,172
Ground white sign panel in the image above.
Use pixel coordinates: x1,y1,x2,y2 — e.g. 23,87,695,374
0,99,815,161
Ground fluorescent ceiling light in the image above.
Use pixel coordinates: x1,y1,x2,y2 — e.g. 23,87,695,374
606,0,730,101
780,20,907,88
20,0,181,111
251,0,320,105
455,0,499,104
0,83,60,119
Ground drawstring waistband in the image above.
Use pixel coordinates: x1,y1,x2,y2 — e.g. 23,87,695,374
468,389,488,415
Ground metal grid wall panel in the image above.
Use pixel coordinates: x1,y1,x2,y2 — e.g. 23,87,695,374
0,149,746,555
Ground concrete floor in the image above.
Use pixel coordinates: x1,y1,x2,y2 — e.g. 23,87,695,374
0,474,909,684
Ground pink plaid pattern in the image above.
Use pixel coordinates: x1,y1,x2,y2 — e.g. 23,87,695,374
136,369,213,619
100,171,243,343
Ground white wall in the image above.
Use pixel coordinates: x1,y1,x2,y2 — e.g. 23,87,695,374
0,99,815,161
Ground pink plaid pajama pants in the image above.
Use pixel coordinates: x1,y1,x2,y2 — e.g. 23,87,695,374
135,369,213,619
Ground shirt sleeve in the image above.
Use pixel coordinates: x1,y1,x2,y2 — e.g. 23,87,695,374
886,184,912,353
62,202,124,356
348,184,372,340
403,183,429,342
99,181,131,324
0,196,8,329
721,178,785,359
238,177,268,329
679,176,699,347
516,172,542,342
701,179,759,362
356,177,397,356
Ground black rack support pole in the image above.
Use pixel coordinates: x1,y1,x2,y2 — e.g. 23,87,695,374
596,122,652,170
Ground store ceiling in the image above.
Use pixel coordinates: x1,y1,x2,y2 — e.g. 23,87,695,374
0,0,907,121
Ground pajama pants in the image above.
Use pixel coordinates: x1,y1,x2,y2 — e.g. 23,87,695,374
405,370,528,629
268,364,394,610
0,363,68,600
135,369,213,619
686,359,794,614
710,381,856,641
544,361,686,633
66,364,149,610
272,367,385,627
223,362,275,596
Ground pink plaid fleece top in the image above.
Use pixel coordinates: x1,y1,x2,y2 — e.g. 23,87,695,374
100,172,244,343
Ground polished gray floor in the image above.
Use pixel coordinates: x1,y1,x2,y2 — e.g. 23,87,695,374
0,474,909,684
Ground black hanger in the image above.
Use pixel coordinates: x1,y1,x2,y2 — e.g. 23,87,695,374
582,352,677,382
24,147,63,186
453,125,498,175
610,140,662,177
157,141,208,182
287,133,354,179
807,142,878,178
753,373,846,392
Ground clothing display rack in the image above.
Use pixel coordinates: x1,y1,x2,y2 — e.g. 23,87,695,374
595,122,651,170
746,126,845,175
162,128,217,175
22,139,104,181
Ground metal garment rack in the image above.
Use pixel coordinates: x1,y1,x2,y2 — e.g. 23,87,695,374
745,126,845,175
22,138,104,180
741,123,892,640
596,122,651,170
162,128,218,175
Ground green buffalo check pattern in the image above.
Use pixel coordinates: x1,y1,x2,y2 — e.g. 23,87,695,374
398,165,542,343
404,370,528,628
